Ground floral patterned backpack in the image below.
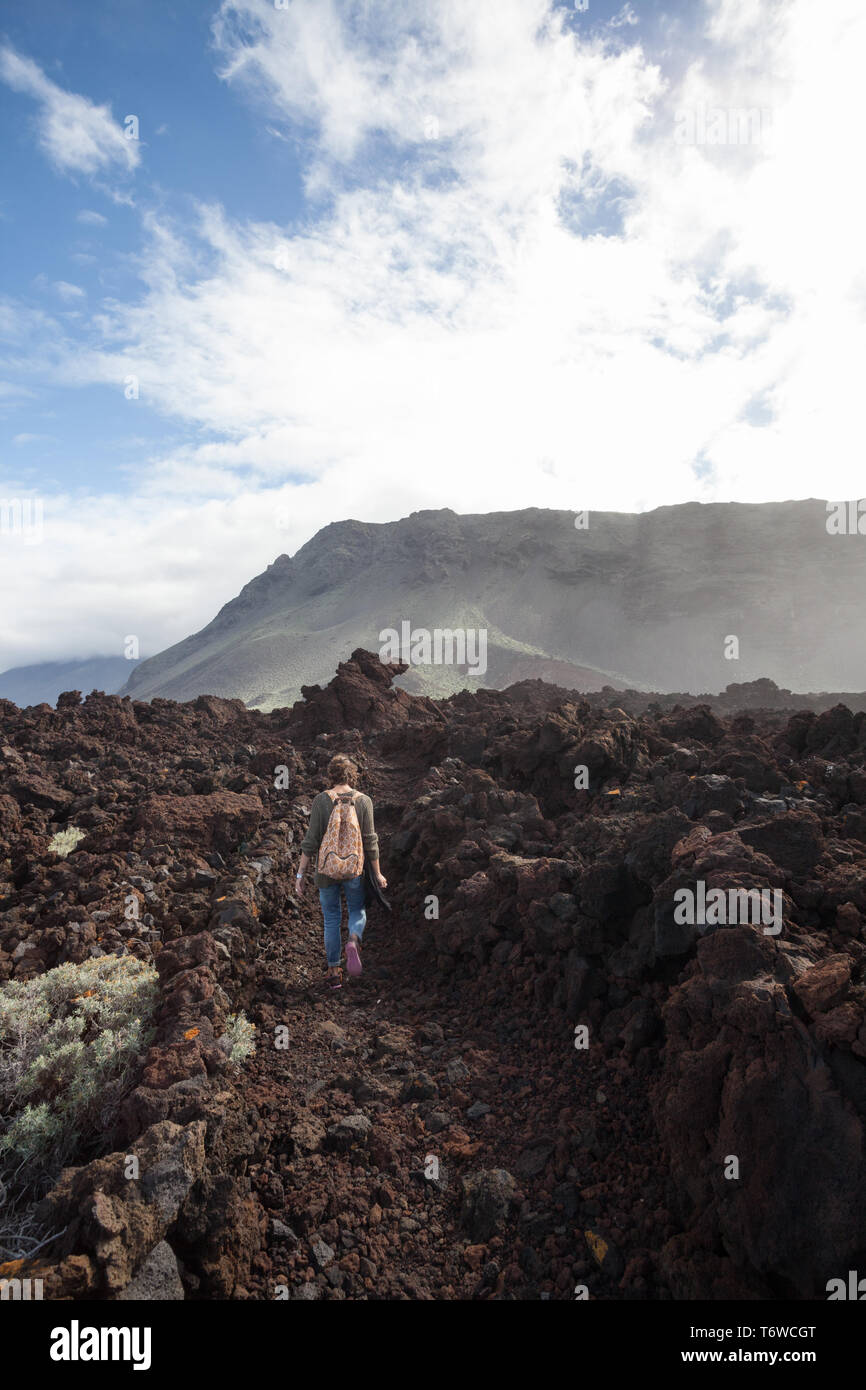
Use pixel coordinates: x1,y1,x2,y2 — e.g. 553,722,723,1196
317,791,364,880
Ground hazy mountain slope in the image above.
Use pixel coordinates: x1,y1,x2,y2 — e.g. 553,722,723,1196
0,656,138,707
120,501,864,710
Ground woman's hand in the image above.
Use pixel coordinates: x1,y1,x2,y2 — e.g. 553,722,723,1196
295,853,312,897
375,870,388,889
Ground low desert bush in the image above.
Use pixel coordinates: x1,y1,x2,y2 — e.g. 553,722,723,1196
0,956,159,1188
218,1012,256,1064
47,826,86,858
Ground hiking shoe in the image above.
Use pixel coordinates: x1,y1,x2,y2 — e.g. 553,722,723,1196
346,940,362,977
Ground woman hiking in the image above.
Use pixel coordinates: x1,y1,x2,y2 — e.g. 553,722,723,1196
295,754,387,990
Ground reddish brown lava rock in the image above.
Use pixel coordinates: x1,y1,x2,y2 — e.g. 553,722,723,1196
3,653,866,1300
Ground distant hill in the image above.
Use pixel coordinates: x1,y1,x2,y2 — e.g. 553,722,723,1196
0,656,139,708
119,500,866,711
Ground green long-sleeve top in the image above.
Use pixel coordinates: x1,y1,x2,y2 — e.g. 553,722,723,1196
300,790,379,887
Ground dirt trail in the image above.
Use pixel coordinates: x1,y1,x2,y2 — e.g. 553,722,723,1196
238,756,676,1301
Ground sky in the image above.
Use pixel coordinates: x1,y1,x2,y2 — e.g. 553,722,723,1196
1,0,865,670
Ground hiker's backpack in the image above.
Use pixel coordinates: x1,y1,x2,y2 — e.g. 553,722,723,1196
317,792,364,881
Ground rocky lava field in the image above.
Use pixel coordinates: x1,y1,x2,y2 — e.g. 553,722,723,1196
3,649,866,1301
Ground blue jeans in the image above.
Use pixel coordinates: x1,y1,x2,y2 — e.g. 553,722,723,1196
318,875,366,968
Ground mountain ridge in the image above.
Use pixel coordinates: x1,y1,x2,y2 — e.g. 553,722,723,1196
0,656,139,708
119,500,864,710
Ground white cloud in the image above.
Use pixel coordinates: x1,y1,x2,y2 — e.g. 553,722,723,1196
76,209,107,226
31,273,86,304
68,0,861,506
0,45,140,178
2,0,866,669
53,281,85,301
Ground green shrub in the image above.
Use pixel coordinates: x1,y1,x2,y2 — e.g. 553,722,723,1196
218,1012,256,1064
47,826,86,859
0,956,159,1185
